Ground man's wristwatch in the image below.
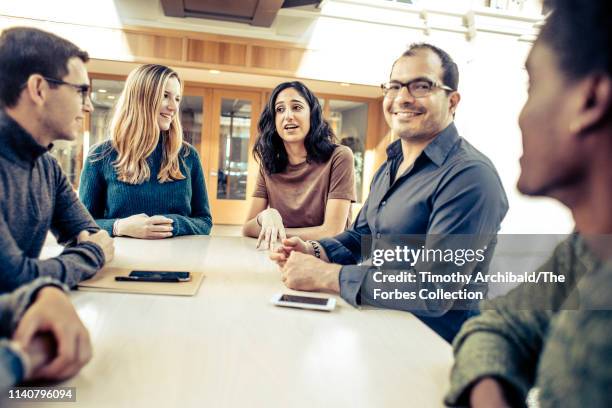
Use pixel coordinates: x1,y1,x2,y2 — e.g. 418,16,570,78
307,240,321,258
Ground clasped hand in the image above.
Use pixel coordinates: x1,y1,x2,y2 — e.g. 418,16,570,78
12,287,92,381
269,237,340,293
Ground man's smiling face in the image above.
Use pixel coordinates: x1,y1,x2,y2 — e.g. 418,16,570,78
383,49,457,142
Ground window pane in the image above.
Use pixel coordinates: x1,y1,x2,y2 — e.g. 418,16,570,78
217,98,252,200
50,139,82,187
328,100,368,202
90,79,124,148
180,96,203,147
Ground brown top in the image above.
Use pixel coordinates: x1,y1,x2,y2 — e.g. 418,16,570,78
253,145,356,228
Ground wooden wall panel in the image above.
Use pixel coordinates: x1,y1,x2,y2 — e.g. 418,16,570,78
250,46,304,71
124,32,183,60
187,40,247,66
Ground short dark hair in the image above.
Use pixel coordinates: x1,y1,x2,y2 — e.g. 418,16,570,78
253,81,336,174
0,27,89,108
397,42,459,91
539,0,612,80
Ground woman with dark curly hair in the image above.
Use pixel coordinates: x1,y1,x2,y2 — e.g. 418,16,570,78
243,81,356,249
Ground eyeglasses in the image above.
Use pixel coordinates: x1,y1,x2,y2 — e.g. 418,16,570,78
380,79,454,98
42,77,91,105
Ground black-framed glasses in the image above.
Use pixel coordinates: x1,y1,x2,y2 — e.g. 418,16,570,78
380,79,454,98
42,77,91,105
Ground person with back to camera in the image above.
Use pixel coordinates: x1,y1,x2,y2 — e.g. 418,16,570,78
446,1,612,407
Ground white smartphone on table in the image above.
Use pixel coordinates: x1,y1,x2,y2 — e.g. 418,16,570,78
270,293,336,312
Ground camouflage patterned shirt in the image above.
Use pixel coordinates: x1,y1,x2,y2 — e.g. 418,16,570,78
445,233,608,407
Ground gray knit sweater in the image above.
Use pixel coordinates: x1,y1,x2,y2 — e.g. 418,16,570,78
0,110,105,293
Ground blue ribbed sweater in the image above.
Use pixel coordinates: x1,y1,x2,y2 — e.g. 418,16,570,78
79,139,212,236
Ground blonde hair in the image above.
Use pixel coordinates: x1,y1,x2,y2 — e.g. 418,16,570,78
110,64,185,184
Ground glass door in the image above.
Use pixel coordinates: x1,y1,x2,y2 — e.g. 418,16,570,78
208,89,261,224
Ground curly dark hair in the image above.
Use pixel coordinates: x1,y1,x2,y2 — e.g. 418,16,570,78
253,81,337,174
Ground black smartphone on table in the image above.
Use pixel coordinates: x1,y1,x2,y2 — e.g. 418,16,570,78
115,271,191,282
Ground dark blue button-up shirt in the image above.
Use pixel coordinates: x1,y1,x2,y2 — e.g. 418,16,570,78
319,123,508,341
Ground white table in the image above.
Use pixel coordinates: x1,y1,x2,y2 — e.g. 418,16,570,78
10,236,452,407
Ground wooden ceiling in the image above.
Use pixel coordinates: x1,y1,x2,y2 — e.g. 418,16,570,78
161,0,322,27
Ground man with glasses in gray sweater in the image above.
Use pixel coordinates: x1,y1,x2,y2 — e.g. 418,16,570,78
0,27,114,293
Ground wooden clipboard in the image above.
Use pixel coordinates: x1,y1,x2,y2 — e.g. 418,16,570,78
78,267,204,296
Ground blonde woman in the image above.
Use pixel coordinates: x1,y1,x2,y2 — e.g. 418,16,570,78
79,64,212,238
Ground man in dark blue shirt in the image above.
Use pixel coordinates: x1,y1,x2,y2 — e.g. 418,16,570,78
272,43,508,342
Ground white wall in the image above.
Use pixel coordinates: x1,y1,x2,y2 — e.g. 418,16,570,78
452,34,573,233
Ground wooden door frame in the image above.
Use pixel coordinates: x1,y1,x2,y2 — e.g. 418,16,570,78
208,89,262,224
